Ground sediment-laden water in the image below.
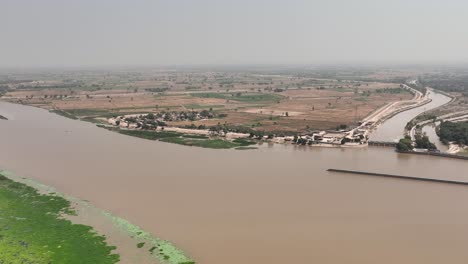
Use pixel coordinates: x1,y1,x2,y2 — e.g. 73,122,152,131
1,101,467,264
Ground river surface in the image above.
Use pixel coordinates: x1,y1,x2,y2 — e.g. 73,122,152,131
370,90,452,142
1,101,468,264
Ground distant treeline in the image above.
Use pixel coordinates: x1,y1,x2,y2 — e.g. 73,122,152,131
145,87,169,93
16,83,82,90
438,121,468,145
0,79,33,85
421,75,468,96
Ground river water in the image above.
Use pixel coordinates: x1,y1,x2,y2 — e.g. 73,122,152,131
1,101,468,264
370,90,452,142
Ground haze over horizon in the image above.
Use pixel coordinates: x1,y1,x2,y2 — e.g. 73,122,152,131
2,0,468,67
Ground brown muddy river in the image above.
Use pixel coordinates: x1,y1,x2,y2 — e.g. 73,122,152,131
1,101,468,264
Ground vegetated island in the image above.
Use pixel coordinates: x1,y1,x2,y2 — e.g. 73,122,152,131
0,172,119,263
396,135,437,152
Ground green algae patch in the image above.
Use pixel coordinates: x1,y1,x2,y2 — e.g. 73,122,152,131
0,173,119,264
102,211,195,264
0,170,196,264
137,242,146,248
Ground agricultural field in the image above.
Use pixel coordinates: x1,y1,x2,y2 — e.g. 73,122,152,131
1,67,412,134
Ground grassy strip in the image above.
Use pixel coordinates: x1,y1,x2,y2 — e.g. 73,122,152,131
117,130,183,140
63,108,109,116
0,173,119,264
102,212,194,264
184,104,225,109
160,137,239,149
113,128,257,149
190,92,284,103
50,109,78,120
181,134,209,139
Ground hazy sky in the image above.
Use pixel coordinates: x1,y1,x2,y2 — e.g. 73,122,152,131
1,0,468,67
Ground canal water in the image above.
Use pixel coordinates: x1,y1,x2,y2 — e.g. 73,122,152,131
1,101,468,264
370,90,452,142
422,121,449,151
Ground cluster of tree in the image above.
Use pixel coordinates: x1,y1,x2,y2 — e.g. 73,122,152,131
396,136,414,151
44,94,69,99
396,135,437,151
375,87,407,94
122,114,167,128
406,115,438,130
145,87,169,93
185,124,206,130
438,121,468,145
414,135,437,150
293,136,312,145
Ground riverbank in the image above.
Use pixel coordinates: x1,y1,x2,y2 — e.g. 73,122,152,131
0,170,196,264
104,126,257,149
396,150,468,160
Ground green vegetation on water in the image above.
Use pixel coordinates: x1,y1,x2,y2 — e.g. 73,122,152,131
101,212,195,264
50,110,78,120
0,173,119,264
117,129,183,140
235,146,258,150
